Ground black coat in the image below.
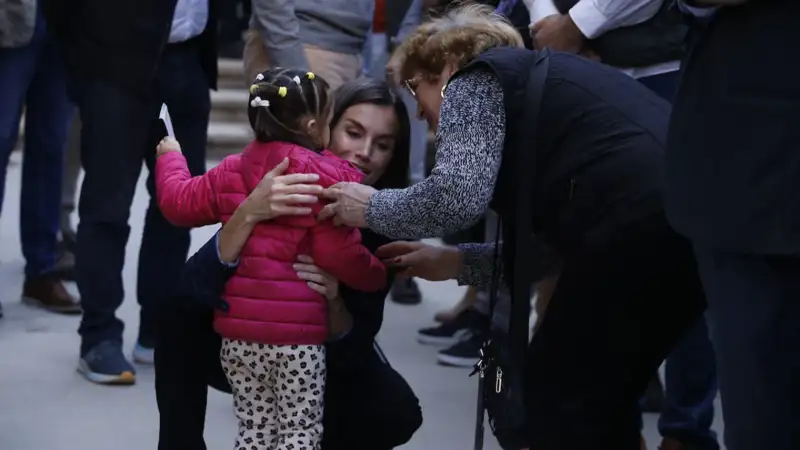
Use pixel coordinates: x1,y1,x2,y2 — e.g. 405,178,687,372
666,0,800,255
42,0,219,93
155,233,422,450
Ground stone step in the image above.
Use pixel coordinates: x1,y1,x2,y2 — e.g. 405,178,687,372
206,121,252,158
218,58,246,89
210,88,248,122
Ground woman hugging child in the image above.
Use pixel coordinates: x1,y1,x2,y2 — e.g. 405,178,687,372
154,68,387,450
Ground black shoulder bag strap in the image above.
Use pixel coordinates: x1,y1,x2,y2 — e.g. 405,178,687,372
472,50,551,450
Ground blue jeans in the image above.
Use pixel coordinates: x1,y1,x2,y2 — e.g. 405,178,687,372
693,246,800,450
0,10,72,278
639,70,719,449
659,318,718,449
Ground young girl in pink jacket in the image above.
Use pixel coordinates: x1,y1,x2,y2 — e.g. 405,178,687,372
154,68,387,450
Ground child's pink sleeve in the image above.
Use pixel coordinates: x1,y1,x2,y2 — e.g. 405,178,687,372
309,220,387,292
155,151,224,227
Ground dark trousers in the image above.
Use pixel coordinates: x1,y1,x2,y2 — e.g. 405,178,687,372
525,215,707,449
0,10,72,278
693,246,800,450
639,69,719,449
155,302,423,450
73,42,209,353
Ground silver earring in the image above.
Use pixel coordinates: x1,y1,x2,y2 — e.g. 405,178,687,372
441,84,447,98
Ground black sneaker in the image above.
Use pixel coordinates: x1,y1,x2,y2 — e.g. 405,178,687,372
391,277,422,305
437,330,485,367
417,309,480,346
418,322,470,347
78,341,136,385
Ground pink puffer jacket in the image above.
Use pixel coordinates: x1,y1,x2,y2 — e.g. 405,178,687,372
155,141,387,345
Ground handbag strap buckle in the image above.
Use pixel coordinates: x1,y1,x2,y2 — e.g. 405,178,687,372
469,341,491,377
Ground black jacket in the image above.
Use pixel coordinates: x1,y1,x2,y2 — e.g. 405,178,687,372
42,0,219,93
156,232,422,450
666,0,800,255
458,48,671,256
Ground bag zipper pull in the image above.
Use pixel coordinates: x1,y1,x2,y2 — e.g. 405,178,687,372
495,367,504,393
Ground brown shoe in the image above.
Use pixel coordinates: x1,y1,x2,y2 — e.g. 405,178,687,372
22,276,81,314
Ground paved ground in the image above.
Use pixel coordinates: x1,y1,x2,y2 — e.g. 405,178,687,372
0,153,724,449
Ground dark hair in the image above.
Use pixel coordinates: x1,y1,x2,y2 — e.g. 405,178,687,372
248,68,331,151
331,78,411,190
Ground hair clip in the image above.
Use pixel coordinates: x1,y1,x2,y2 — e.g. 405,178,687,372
249,84,259,95
255,73,264,81
306,72,315,80
250,96,270,108
278,86,288,97
292,76,302,85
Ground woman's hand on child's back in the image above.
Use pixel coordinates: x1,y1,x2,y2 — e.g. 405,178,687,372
238,158,323,223
156,137,181,157
294,254,339,300
294,254,353,339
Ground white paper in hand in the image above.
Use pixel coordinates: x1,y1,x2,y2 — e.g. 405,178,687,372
159,103,175,139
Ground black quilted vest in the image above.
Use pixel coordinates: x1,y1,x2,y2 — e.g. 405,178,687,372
455,47,670,254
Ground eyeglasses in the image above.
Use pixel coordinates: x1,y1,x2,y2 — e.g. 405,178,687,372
403,78,419,98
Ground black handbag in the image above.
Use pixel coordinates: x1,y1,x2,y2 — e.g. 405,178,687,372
471,51,550,450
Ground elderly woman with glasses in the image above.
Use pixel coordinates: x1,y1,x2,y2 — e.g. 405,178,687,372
320,4,707,450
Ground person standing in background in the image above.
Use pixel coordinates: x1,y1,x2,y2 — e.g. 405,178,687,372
43,0,218,385
526,2,718,450
244,0,373,90
0,0,80,316
667,2,800,450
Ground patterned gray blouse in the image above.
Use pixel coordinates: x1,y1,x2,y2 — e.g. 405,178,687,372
365,68,506,287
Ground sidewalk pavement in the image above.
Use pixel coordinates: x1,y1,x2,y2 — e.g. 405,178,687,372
0,153,723,449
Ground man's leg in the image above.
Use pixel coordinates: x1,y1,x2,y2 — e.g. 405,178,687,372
74,77,151,384
19,21,80,313
693,247,800,450
639,71,715,448
135,43,210,362
0,11,79,314
303,44,362,91
242,28,270,85
61,114,82,247
658,317,719,450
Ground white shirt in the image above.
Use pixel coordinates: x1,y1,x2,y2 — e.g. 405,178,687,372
523,0,680,78
169,0,209,43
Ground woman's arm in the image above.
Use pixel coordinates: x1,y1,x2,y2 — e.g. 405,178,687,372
176,234,238,310
365,68,507,239
217,203,258,264
179,159,322,305
457,240,561,287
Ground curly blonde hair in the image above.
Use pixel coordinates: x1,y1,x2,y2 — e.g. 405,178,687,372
396,2,525,81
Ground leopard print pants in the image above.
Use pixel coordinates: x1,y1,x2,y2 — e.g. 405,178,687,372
221,339,326,450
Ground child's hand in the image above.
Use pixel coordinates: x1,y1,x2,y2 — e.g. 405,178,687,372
157,137,181,157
